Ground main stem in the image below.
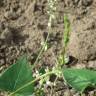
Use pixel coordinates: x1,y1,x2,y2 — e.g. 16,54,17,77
31,16,52,69
32,32,50,67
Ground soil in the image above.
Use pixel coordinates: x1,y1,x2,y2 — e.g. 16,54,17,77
0,0,96,96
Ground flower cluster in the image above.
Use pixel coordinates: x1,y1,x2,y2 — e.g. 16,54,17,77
47,0,57,28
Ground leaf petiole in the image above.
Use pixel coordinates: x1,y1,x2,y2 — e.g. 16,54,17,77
9,70,59,96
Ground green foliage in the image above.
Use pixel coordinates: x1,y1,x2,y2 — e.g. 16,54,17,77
62,68,96,92
0,11,96,96
58,15,70,66
58,54,69,66
0,56,34,96
63,15,70,46
39,67,46,75
38,67,48,86
0,55,96,95
35,88,45,96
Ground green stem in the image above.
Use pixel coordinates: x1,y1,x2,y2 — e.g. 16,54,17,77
9,70,56,96
62,15,70,65
32,32,50,67
62,46,66,65
31,16,52,69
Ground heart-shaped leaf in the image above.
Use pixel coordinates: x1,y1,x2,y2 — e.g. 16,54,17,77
0,55,34,95
62,68,96,92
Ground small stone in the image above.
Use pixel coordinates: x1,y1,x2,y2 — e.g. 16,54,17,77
64,90,71,96
82,0,93,7
4,11,19,20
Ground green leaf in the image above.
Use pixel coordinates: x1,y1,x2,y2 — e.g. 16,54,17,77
39,67,46,75
62,68,96,92
0,55,34,95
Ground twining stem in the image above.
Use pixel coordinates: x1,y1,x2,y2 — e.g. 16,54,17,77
31,32,50,69
31,15,52,69
9,70,58,96
31,0,57,69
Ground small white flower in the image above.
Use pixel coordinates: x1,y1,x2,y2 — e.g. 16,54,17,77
64,55,69,64
46,81,51,86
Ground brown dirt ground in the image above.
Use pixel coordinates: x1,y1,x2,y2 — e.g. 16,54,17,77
0,0,96,96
